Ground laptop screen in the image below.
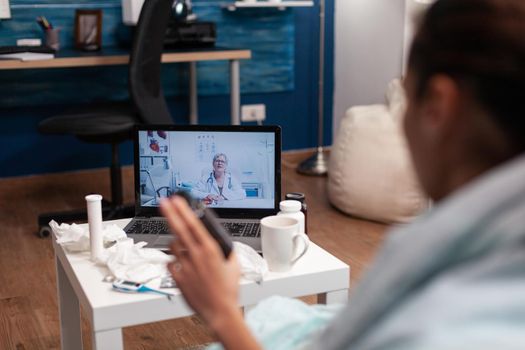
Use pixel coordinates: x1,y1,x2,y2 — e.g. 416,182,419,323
137,127,279,211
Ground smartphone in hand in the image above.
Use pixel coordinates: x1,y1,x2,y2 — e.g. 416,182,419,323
175,192,233,258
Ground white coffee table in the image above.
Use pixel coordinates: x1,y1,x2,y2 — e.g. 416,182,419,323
53,218,350,350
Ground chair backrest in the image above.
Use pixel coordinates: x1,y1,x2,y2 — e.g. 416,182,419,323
129,0,174,124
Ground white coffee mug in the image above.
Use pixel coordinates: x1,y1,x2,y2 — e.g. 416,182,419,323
261,216,310,272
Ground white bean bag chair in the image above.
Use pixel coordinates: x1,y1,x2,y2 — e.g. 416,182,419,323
328,80,428,224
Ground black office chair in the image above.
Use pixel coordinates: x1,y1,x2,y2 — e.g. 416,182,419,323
37,0,174,237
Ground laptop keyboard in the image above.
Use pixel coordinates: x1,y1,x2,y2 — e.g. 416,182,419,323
126,219,260,238
125,219,170,235
221,222,261,237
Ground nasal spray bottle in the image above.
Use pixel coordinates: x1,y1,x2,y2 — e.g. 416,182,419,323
86,194,104,262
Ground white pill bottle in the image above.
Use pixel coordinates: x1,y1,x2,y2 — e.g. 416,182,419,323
277,200,305,234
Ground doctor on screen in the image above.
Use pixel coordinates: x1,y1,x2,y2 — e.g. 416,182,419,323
191,153,246,205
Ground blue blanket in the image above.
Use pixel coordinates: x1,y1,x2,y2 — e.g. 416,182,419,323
207,296,343,350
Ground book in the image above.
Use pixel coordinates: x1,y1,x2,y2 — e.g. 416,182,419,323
0,52,55,61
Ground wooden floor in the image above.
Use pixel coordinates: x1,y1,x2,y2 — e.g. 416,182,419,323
0,151,388,349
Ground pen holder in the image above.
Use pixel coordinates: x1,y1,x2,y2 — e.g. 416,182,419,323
45,28,60,51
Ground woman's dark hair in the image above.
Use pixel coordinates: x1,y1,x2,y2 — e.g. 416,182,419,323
408,0,525,149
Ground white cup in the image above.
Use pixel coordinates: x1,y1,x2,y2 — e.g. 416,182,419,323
261,216,310,272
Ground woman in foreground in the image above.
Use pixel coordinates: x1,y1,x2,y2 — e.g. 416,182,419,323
161,0,525,348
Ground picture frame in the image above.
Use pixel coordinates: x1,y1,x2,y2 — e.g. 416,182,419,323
75,9,103,51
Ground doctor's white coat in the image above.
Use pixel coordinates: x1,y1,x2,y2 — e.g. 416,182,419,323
191,171,246,201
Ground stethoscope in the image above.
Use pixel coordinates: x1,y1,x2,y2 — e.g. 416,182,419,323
206,171,232,192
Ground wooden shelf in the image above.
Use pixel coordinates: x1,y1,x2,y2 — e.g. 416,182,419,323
223,1,314,11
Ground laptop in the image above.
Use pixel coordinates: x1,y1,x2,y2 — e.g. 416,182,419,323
124,124,282,251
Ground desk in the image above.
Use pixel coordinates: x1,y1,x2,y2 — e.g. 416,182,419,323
53,218,350,350
0,47,251,125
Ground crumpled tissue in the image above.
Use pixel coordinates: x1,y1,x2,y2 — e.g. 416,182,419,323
51,220,172,283
100,240,173,283
99,241,267,284
50,219,126,252
233,242,268,284
52,220,269,284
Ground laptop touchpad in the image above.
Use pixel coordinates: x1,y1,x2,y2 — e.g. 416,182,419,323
154,236,173,248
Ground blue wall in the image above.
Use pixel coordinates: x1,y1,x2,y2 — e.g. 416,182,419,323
0,0,334,177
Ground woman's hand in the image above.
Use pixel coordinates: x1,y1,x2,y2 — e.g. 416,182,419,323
160,196,241,328
160,196,262,350
203,195,214,205
203,194,220,205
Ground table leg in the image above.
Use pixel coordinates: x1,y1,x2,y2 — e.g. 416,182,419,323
56,256,83,349
230,59,241,125
318,289,349,304
189,61,198,125
92,328,123,350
